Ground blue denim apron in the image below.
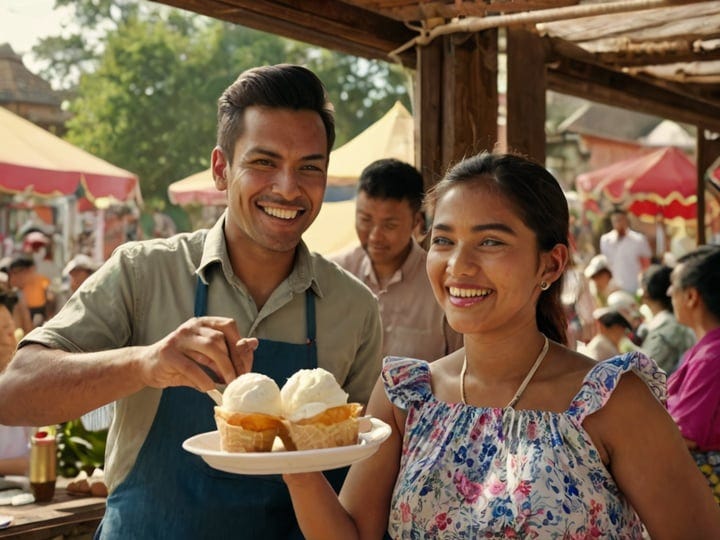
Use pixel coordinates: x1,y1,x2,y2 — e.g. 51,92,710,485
95,278,343,539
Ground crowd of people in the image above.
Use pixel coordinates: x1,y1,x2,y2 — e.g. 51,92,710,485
0,63,719,538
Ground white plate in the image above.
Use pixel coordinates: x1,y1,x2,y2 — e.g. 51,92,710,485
182,418,391,475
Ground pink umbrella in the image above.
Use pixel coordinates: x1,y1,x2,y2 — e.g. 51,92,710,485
576,147,698,220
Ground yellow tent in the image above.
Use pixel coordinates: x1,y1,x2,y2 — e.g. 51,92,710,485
327,101,414,186
303,199,358,255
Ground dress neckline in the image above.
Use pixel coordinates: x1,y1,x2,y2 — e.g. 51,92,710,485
460,335,550,408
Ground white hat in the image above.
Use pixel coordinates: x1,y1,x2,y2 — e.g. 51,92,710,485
592,307,633,330
584,254,611,279
606,290,642,322
63,254,100,276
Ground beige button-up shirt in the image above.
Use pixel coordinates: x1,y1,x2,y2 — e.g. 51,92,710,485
22,214,382,491
332,241,462,362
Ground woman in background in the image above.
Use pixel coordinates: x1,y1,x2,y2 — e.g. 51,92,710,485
640,264,695,375
667,245,720,504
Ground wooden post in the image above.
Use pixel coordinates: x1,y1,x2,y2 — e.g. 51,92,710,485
416,30,498,191
506,28,547,163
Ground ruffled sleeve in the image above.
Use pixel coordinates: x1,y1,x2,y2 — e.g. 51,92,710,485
382,356,432,411
567,351,667,424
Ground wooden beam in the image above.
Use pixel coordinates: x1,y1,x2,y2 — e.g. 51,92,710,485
154,0,416,65
546,57,720,132
506,28,547,163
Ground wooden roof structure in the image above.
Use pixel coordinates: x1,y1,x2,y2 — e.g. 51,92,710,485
152,0,720,241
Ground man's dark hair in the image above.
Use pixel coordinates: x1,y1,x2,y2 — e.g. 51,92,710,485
357,158,424,214
217,64,335,164
676,244,720,319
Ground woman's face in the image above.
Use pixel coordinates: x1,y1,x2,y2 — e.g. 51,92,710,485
669,263,691,326
426,182,554,337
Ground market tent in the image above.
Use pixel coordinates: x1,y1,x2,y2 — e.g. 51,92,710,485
303,199,358,255
0,106,141,207
327,100,414,186
168,169,225,206
576,147,703,221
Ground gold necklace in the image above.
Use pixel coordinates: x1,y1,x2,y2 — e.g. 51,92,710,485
460,335,550,408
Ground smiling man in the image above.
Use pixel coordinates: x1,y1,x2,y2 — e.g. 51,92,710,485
0,65,382,539
332,159,462,361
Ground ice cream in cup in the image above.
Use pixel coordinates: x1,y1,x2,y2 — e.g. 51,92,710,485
214,373,283,452
278,368,362,451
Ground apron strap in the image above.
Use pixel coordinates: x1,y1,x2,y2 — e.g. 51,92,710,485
194,275,208,318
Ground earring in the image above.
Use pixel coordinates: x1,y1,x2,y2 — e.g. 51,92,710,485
540,281,549,291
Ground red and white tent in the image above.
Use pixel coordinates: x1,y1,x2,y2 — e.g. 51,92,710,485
0,106,141,208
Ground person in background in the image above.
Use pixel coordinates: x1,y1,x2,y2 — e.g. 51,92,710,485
332,158,462,360
63,254,101,294
561,255,595,349
666,245,720,504
600,208,652,294
639,264,695,375
283,151,720,538
0,268,31,338
583,253,620,308
0,298,31,476
606,290,645,350
5,253,51,328
578,308,633,361
0,64,382,539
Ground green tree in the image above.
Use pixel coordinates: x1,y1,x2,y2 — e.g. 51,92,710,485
34,0,410,209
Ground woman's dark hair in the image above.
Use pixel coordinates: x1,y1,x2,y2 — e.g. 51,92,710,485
676,244,720,319
217,64,335,164
641,264,673,312
424,151,570,344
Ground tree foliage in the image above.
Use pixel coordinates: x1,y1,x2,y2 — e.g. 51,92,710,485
33,0,410,208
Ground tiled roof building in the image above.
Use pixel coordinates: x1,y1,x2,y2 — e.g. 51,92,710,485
0,43,68,134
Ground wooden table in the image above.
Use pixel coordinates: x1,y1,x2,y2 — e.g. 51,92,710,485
0,477,106,540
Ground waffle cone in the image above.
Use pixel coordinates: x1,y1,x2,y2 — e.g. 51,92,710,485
214,407,281,452
279,403,362,451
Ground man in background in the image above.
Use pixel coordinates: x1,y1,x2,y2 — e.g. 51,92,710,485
332,158,462,361
600,208,652,294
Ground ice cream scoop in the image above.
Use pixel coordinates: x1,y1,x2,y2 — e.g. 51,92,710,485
222,373,282,416
280,368,349,422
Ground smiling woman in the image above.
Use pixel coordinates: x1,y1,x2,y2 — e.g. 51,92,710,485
282,151,720,540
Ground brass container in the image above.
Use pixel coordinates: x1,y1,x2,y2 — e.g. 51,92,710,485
29,431,57,502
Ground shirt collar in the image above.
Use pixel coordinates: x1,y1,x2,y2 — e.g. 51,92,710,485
359,239,420,287
195,211,323,298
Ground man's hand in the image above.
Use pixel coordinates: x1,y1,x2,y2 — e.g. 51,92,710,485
138,317,258,391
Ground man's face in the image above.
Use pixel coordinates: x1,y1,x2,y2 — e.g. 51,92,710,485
212,106,328,254
355,191,419,269
611,213,629,236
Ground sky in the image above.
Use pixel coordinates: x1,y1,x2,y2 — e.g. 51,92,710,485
1,0,75,72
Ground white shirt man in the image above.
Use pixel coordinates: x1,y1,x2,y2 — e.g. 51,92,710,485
600,210,651,294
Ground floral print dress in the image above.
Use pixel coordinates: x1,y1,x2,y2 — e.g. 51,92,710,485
382,352,665,539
